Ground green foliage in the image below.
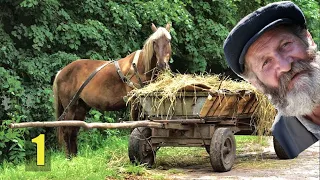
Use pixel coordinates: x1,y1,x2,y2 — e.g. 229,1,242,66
171,0,236,73
78,109,130,150
0,67,27,164
291,0,320,47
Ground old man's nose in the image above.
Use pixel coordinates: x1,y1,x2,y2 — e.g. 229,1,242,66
277,57,293,74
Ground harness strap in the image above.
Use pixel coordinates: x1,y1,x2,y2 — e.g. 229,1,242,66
58,61,114,121
115,50,145,89
114,61,136,89
131,50,141,71
114,61,127,83
131,50,144,88
133,63,144,88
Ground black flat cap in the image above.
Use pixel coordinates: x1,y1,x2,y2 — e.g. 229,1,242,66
223,1,306,75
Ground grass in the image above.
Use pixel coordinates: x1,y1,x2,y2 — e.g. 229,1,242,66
0,135,133,180
236,135,269,154
0,135,270,180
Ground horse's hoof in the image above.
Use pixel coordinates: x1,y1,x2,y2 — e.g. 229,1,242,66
65,155,72,161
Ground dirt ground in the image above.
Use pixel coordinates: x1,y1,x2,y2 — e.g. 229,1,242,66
150,139,319,180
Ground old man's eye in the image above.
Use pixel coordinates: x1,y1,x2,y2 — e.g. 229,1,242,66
262,58,270,68
282,42,291,49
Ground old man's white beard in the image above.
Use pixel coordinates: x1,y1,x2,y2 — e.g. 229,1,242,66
273,53,320,116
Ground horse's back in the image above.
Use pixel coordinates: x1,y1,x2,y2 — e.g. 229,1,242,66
55,59,107,100
57,59,106,82
55,59,129,111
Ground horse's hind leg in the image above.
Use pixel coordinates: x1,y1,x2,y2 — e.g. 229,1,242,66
63,126,80,159
61,107,77,159
63,101,88,158
68,126,80,157
61,106,78,159
69,102,88,156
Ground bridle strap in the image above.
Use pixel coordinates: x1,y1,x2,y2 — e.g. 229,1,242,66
114,61,136,89
131,50,144,88
115,50,144,89
132,50,141,70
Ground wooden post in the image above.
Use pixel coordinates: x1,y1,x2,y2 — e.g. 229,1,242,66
9,120,164,129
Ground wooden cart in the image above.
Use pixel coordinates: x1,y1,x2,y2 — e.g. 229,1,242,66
128,89,259,172
9,88,287,172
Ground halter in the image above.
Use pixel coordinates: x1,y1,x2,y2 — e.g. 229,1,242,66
115,50,144,89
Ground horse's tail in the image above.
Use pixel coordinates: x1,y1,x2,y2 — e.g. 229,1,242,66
53,71,64,147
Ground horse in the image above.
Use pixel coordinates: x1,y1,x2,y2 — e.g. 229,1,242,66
53,23,172,158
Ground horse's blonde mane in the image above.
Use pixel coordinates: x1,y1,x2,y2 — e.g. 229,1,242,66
142,27,171,72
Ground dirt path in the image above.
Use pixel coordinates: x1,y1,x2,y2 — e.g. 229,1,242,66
152,139,319,180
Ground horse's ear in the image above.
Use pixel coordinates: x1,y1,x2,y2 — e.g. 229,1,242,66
151,23,157,32
165,23,171,31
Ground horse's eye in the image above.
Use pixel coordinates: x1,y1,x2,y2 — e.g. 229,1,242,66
153,41,158,48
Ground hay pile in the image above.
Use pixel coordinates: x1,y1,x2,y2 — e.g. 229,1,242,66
127,71,277,135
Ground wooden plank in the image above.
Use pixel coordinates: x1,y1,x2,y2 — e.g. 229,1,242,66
241,94,257,114
151,119,205,124
208,95,225,116
214,95,237,116
237,94,252,113
199,96,217,117
248,99,259,114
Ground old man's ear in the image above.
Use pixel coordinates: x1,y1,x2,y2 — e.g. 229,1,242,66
306,30,317,49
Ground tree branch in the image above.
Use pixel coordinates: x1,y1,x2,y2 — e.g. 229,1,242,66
9,120,164,129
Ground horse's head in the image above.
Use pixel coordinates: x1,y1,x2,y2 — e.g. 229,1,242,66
151,23,171,70
143,23,172,71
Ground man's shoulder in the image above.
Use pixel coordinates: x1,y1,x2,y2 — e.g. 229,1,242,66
272,114,320,135
272,114,319,158
271,114,299,131
297,115,320,135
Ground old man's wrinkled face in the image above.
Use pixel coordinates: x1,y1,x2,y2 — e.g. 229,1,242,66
245,26,320,116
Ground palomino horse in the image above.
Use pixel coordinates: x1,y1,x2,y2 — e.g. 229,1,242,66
53,23,171,158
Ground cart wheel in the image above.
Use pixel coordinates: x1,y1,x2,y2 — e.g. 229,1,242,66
205,145,210,154
273,136,291,159
209,128,236,172
128,127,155,168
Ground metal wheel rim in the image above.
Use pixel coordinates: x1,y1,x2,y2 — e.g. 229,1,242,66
222,137,233,164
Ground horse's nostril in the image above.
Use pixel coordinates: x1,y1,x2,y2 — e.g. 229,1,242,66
157,63,166,70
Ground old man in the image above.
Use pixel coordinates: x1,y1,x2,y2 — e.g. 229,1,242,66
223,1,320,158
